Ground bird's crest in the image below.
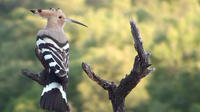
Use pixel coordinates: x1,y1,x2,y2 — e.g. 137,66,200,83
30,8,88,28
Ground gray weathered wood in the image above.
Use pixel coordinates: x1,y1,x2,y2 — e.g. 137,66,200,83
82,19,154,112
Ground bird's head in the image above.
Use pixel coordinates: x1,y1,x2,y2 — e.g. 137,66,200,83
30,8,87,29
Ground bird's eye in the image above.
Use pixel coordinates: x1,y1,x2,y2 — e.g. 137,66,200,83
58,16,62,19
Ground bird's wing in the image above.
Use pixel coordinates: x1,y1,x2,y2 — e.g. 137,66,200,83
35,47,49,69
36,36,67,78
62,44,70,75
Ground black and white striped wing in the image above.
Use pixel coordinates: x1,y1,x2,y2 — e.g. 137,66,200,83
62,44,70,76
36,37,67,77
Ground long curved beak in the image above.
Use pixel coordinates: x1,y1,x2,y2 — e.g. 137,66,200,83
66,18,88,27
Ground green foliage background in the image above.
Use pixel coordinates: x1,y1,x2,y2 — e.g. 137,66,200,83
0,0,200,112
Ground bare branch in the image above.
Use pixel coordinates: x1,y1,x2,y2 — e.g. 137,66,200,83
130,20,145,57
82,62,116,90
21,69,46,86
130,20,152,70
82,19,154,112
116,19,154,98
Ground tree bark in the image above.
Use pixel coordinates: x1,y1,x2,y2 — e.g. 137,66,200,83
82,19,154,112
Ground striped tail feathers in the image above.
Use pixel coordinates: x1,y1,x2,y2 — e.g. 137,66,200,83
40,82,68,112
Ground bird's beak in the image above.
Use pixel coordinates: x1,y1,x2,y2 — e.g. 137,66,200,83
65,18,88,27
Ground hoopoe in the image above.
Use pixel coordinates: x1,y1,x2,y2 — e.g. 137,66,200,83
30,8,87,112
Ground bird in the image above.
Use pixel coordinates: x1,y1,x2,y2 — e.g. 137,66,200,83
30,8,87,112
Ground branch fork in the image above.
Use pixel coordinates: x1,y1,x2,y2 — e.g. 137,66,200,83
82,19,154,112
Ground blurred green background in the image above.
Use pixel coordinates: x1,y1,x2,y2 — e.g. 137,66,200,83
0,0,200,112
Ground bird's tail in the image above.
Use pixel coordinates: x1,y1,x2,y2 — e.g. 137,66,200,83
40,82,68,112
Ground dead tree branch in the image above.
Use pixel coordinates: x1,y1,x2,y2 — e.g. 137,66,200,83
82,19,154,112
82,63,116,90
21,69,46,86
